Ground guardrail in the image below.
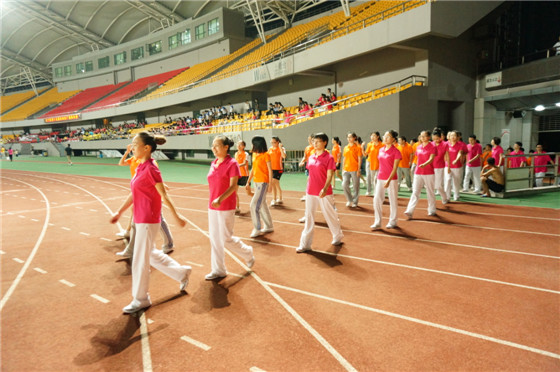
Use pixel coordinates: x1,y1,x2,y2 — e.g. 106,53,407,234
502,152,559,196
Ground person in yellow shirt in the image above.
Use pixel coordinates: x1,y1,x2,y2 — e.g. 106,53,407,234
397,136,413,191
364,132,382,196
246,136,273,238
268,136,287,206
342,132,362,207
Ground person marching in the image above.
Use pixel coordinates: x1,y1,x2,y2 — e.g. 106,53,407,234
298,134,315,201
431,128,449,203
444,130,464,201
234,140,249,213
372,130,402,230
342,132,362,208
404,130,437,219
65,144,72,165
462,134,483,193
331,136,343,188
110,132,191,314
206,136,255,280
364,131,382,196
268,136,287,206
297,133,344,253
246,136,274,238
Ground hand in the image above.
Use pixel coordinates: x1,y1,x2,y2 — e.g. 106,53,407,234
211,198,221,208
319,189,326,198
126,143,132,152
452,159,458,165
110,212,120,224
164,183,170,191
357,170,361,177
420,163,425,168
299,161,305,167
384,180,391,188
176,214,187,228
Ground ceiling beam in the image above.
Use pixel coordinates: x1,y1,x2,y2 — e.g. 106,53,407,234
0,48,52,83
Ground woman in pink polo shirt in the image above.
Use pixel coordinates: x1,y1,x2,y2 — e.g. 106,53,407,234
206,136,255,280
297,133,344,253
372,130,402,230
462,134,483,193
509,141,527,168
444,130,464,201
491,136,505,168
533,144,554,187
404,130,437,219
431,128,449,204
111,132,191,314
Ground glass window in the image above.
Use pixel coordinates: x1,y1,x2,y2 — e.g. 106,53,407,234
195,24,205,40
208,18,220,35
114,51,126,65
85,61,93,72
98,56,110,69
169,34,179,50
76,62,85,74
55,67,63,78
131,46,144,61
181,29,191,45
64,65,72,76
148,41,162,55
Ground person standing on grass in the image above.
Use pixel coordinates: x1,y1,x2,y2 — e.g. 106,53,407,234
65,144,72,165
331,136,343,188
297,133,344,253
245,136,274,238
372,130,402,230
268,136,286,206
206,136,255,280
404,130,437,219
234,140,249,213
110,132,191,314
342,132,362,208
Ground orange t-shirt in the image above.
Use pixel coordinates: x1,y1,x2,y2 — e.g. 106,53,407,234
304,145,314,162
481,150,491,167
411,142,420,164
397,143,413,168
332,143,341,163
125,156,142,177
268,146,284,170
366,142,383,170
252,152,271,183
235,150,249,177
343,143,362,172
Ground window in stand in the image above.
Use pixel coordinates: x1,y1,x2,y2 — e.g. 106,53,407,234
132,46,144,61
114,51,126,65
148,41,162,56
169,34,179,50
181,29,191,45
85,61,93,72
98,56,110,69
55,67,63,78
64,65,72,76
208,18,220,35
76,62,85,74
195,24,205,40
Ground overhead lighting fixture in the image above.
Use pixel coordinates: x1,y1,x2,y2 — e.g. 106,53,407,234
535,105,545,111
556,102,560,107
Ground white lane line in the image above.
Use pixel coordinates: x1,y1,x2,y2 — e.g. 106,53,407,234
0,189,30,193
0,250,5,254
18,215,25,219
31,218,39,222
100,238,112,242
48,223,54,226
228,273,247,279
21,196,27,199
61,227,71,231
75,206,83,209
89,209,97,212
147,318,154,324
63,191,69,194
90,294,110,303
34,268,47,274
51,202,57,204
59,279,76,287
180,335,211,351
183,216,357,371
139,311,153,372
184,261,204,267
80,232,90,236
266,281,560,360
30,198,36,201
13,258,24,263
250,367,266,372
1,196,124,216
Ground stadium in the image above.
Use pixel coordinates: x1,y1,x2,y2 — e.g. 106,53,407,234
1,1,559,371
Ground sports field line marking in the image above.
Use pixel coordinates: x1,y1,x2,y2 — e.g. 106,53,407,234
0,178,50,312
34,268,47,274
59,279,75,287
0,189,29,193
147,318,154,324
184,260,204,267
75,206,83,209
265,281,560,360
1,196,124,216
249,366,266,372
18,215,25,218
31,218,39,222
89,209,97,212
90,294,110,303
12,258,24,263
0,250,5,254
80,232,90,236
180,335,211,351
182,216,357,372
61,227,71,231
100,238,112,242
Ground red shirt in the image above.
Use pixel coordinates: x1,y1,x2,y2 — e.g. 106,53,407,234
432,141,448,169
534,153,552,173
492,145,504,166
131,159,162,224
466,143,482,167
306,151,336,196
414,142,436,175
509,150,526,168
207,155,240,211
378,145,402,180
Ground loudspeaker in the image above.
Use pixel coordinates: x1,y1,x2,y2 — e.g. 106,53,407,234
512,110,525,118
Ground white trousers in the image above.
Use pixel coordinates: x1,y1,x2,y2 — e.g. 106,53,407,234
300,194,344,249
463,166,482,192
366,168,379,194
125,213,173,253
208,209,253,275
373,178,399,226
434,168,448,202
535,172,546,187
444,167,462,201
342,171,360,204
132,223,188,304
397,167,412,189
250,182,273,231
405,174,436,216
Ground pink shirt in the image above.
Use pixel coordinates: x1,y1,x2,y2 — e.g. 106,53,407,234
509,150,526,168
533,153,552,173
432,141,448,169
377,145,402,180
414,142,436,175
461,141,468,155
131,159,162,224
447,142,463,169
466,143,482,167
306,151,335,196
207,155,240,211
492,145,504,166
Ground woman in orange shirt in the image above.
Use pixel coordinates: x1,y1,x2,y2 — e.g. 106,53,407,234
246,136,274,238
342,132,362,207
268,136,287,206
234,140,249,213
364,132,382,196
331,136,343,188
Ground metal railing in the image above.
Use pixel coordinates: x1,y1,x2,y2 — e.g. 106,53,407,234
503,152,559,195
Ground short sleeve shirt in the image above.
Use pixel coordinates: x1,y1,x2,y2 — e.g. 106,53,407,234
397,143,413,168
306,151,336,196
378,145,402,180
252,152,271,183
466,143,482,167
411,142,420,164
432,141,448,169
509,150,526,168
304,145,314,162
343,144,362,172
131,159,162,224
208,155,240,211
447,142,463,169
492,145,504,166
268,147,283,170
125,156,142,177
331,143,341,163
415,142,436,175
534,153,552,173
235,151,249,177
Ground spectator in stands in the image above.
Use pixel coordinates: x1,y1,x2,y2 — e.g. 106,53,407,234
327,88,336,105
235,140,249,213
245,136,274,238
509,142,527,168
432,127,449,203
244,100,252,114
342,132,362,208
110,132,191,314
331,136,343,188
462,134,483,193
533,144,554,187
480,157,504,197
65,144,72,165
554,36,560,55
372,130,402,230
297,133,344,253
396,136,413,191
266,103,275,116
364,132,382,196
491,137,505,169
268,137,286,206
206,135,254,280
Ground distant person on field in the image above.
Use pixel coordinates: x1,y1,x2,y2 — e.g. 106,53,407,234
480,157,504,197
65,144,73,165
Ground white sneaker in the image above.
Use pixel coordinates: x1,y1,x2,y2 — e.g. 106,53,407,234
351,203,357,208
180,266,192,292
385,223,397,229
276,199,283,205
235,208,241,214
346,202,351,207
261,228,274,234
116,230,129,238
428,212,437,216
162,245,174,254
122,300,151,314
404,211,413,220
370,223,381,230
270,200,276,206
331,240,343,246
246,256,255,269
116,249,132,258
250,229,264,238
299,216,306,223
205,272,227,281
442,199,449,205
296,247,311,253
300,195,306,201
